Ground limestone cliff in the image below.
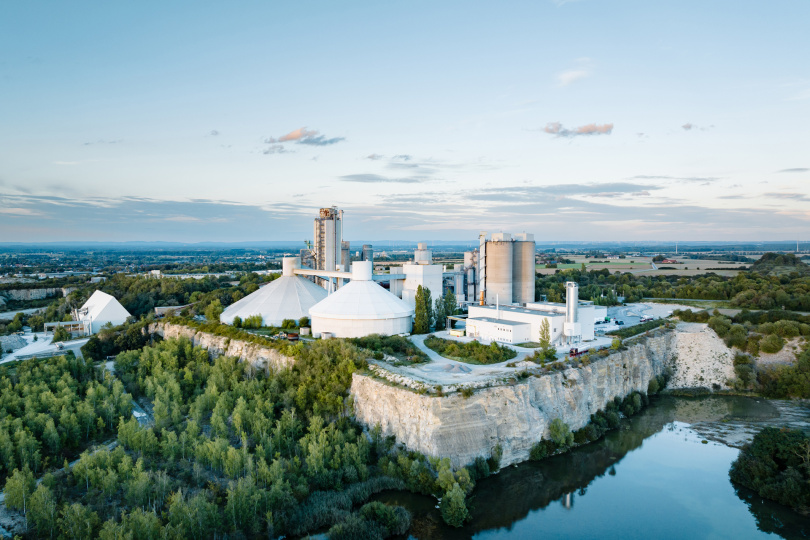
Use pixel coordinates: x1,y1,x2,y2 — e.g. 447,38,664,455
351,332,673,468
148,322,294,372
0,288,62,302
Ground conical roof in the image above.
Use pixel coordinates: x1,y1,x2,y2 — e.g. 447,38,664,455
309,262,413,320
220,275,327,326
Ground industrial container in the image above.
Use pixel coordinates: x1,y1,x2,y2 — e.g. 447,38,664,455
485,238,513,304
512,233,536,304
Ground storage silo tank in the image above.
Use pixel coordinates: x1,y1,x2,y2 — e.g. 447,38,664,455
512,232,536,304
485,233,513,304
564,281,581,343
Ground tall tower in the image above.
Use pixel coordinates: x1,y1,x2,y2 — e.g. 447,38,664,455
313,207,343,277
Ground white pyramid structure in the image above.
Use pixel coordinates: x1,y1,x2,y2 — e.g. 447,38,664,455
220,258,327,327
310,261,414,338
75,290,131,334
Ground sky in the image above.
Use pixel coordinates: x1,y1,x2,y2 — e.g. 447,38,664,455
1,0,809,244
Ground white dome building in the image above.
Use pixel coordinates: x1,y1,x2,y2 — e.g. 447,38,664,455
310,261,414,338
220,257,327,327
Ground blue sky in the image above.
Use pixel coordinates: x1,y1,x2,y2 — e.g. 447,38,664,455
1,0,808,243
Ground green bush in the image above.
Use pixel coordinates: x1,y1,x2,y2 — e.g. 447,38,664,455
424,335,516,365
729,427,810,513
760,334,785,354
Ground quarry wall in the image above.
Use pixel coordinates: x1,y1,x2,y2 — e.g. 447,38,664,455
148,322,294,372
0,288,63,302
351,324,736,468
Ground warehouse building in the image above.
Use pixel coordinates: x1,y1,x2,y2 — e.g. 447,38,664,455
465,282,595,345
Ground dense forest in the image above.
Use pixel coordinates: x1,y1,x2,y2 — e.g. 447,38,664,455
536,253,810,311
3,338,494,538
0,355,133,485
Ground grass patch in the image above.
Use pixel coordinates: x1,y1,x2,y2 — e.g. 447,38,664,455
423,335,516,365
349,334,429,365
608,318,670,339
514,342,543,348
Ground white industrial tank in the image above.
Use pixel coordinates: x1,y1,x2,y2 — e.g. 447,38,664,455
309,261,414,338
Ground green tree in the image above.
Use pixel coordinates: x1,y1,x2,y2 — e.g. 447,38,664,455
205,299,224,322
440,482,469,527
52,325,70,342
29,484,58,539
548,418,574,450
4,466,36,526
413,285,433,334
43,418,60,455
58,503,100,540
538,319,556,360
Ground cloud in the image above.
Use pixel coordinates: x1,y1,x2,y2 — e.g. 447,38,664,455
777,168,808,173
392,154,412,161
681,123,714,132
296,134,345,146
632,175,721,183
263,127,345,153
263,145,289,155
209,130,219,136
82,139,122,146
543,122,613,137
464,182,658,202
764,192,810,201
557,69,588,86
366,154,384,160
0,207,42,216
339,174,426,184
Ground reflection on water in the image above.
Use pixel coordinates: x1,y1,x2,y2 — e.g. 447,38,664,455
372,396,809,540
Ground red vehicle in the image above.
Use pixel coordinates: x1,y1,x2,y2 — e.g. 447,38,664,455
569,348,585,358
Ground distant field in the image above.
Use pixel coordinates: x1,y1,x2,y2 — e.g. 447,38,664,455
536,256,747,277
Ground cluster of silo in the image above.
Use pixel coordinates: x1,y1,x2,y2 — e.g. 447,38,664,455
461,232,536,306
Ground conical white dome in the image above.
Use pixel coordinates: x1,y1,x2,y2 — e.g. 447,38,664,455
220,275,327,326
309,261,414,338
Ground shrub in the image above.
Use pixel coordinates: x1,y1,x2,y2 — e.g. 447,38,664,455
548,418,574,449
729,427,810,513
424,335,516,365
760,334,785,354
281,319,297,330
440,483,469,527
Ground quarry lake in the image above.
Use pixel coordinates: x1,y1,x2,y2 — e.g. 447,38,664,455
373,396,810,539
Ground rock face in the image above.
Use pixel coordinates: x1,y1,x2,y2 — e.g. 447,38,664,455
351,332,674,468
148,322,294,372
0,288,62,301
669,323,735,390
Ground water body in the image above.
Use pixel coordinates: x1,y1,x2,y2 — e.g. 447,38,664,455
374,396,810,539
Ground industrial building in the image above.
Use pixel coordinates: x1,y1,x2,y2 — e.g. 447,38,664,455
458,232,536,306
465,282,595,345
219,257,328,326
309,261,414,338
72,290,131,334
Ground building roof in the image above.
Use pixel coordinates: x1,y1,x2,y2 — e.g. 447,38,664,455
220,275,327,325
309,261,414,320
471,304,564,317
78,290,131,322
467,317,531,327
